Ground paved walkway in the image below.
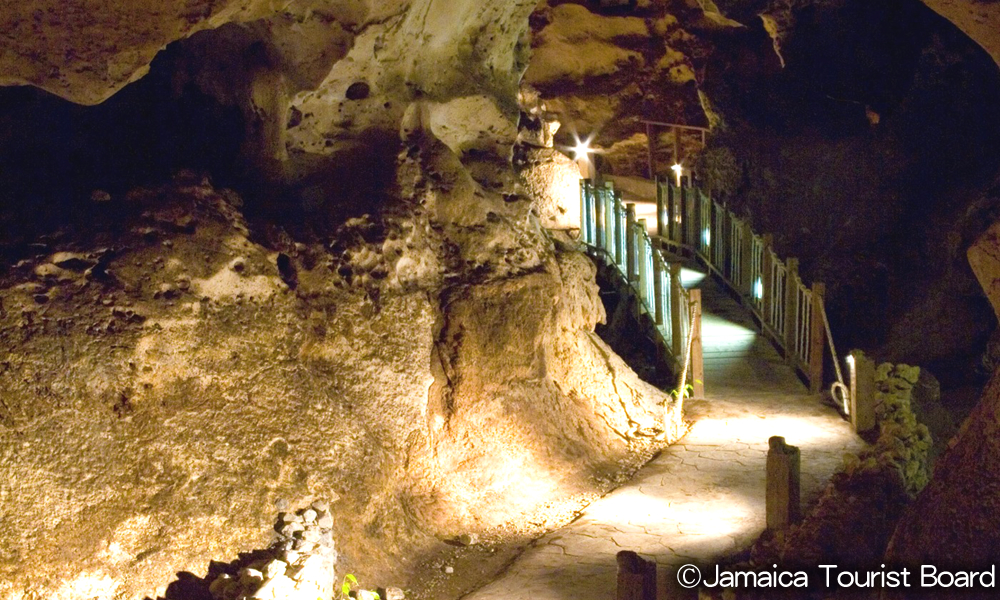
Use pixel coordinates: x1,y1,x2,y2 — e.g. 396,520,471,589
463,273,864,600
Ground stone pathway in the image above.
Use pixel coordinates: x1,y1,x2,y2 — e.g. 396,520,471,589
463,274,864,600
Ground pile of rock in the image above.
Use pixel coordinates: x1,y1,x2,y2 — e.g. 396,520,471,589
208,500,337,600
843,363,932,496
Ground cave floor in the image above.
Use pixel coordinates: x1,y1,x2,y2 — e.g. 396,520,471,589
462,273,864,600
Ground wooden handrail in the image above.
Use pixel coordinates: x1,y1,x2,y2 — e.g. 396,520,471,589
581,177,833,394
578,179,704,395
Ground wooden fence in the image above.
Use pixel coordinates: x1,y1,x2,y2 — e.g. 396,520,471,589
653,178,827,393
580,177,829,394
580,179,704,398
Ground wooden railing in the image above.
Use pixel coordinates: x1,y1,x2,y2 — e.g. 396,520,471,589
580,177,829,395
580,180,704,398
653,178,827,393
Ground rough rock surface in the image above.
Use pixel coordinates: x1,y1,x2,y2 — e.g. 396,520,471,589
0,106,673,600
0,0,280,104
885,366,1000,597
0,0,537,193
523,0,716,168
920,0,1000,69
516,147,582,230
884,229,1000,594
701,0,1000,381
968,219,1000,320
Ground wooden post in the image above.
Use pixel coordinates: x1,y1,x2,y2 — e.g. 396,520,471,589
692,188,702,253
673,125,681,167
670,263,682,359
616,551,656,600
766,436,801,531
690,288,705,399
784,258,799,362
579,180,588,242
638,219,649,302
626,203,637,282
605,190,614,254
740,221,754,298
594,184,605,249
679,185,688,246
614,193,624,266
655,177,665,238
646,122,656,180
666,184,676,244
849,350,877,434
761,234,774,327
808,283,826,394
721,207,731,279
653,252,664,326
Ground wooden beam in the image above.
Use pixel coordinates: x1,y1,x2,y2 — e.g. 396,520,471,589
690,288,704,399
640,119,710,132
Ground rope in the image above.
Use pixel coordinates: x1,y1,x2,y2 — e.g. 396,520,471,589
818,299,850,415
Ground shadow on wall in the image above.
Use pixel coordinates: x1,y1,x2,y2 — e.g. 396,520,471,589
700,0,1000,387
0,24,399,250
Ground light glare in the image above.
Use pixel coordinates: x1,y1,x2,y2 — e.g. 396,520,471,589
572,137,593,161
671,163,683,186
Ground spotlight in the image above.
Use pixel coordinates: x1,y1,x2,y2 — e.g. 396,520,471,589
671,163,683,186
572,138,593,161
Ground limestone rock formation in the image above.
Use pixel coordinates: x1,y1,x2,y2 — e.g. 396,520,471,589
523,0,711,168
920,0,1000,69
968,219,1000,320
885,368,1000,596
0,0,280,105
884,226,1000,592
0,103,672,600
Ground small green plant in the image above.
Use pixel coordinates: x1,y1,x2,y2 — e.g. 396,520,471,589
670,383,694,401
339,574,381,600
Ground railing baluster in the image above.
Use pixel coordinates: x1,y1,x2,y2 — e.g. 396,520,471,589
656,177,666,238
741,220,754,300
638,219,649,310
667,183,676,244
679,184,689,246
605,192,614,256
653,251,664,326
577,175,838,400
762,235,774,324
626,203,637,283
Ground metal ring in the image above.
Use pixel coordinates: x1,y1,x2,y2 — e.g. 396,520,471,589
831,381,850,415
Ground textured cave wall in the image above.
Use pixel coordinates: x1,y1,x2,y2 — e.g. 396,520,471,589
920,0,1000,70
0,1,676,599
700,0,1000,386
0,113,672,600
883,222,1000,581
521,0,722,175
884,227,1000,597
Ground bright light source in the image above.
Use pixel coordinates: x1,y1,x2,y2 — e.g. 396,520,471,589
679,267,706,288
572,137,593,161
671,163,683,186
753,277,763,300
846,354,855,367
703,227,711,247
